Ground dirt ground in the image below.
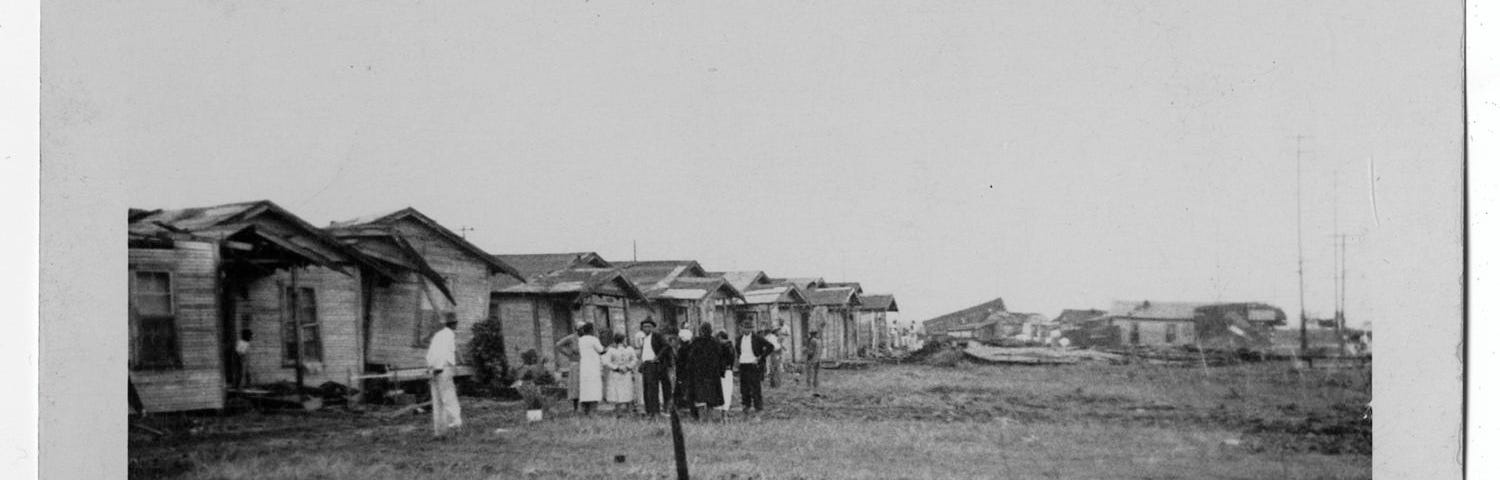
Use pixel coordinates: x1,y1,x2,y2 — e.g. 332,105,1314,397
129,361,1371,479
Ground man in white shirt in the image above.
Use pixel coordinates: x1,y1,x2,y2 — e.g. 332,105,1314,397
637,318,675,417
733,321,775,414
426,314,462,437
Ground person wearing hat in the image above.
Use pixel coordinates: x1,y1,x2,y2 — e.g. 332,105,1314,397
554,322,585,411
425,313,462,436
636,318,675,417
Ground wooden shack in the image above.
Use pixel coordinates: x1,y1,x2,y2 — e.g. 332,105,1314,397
726,273,812,358
856,294,899,353
491,258,648,367
806,287,861,360
328,208,524,376
128,201,368,412
617,260,745,338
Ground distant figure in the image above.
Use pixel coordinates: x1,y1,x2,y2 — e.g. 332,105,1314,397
637,318,674,417
576,323,606,415
232,329,253,387
805,331,822,390
604,332,639,414
425,315,462,437
735,320,775,414
765,326,784,388
554,323,584,411
680,323,728,419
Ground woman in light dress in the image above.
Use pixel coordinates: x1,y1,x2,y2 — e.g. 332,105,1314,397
603,332,639,414
576,323,606,415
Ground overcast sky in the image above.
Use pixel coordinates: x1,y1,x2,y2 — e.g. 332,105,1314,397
54,0,1461,327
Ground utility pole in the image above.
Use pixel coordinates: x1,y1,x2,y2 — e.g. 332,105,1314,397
1296,135,1308,358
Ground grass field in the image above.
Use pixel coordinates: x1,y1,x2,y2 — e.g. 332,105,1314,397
129,360,1371,479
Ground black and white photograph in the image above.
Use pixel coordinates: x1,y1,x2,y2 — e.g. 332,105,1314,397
23,0,1485,478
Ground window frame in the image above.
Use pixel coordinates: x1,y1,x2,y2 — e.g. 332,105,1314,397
129,270,183,370
281,285,324,366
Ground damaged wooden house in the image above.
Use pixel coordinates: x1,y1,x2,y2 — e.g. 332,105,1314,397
490,252,649,367
128,201,375,413
325,208,525,379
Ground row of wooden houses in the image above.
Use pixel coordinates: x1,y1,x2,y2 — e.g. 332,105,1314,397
127,200,899,413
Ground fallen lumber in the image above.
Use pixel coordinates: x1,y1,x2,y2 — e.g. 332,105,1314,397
379,400,433,419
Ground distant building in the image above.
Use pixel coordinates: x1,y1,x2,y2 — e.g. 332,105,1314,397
1090,300,1287,349
922,297,1007,339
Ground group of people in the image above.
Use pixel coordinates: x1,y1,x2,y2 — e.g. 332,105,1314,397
420,314,826,437
553,317,819,421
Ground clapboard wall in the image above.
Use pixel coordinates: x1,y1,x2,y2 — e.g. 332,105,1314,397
240,266,364,387
128,240,224,412
364,217,495,370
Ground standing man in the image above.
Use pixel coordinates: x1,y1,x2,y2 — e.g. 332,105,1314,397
805,330,822,391
764,326,783,388
554,322,584,412
425,314,462,437
638,318,675,418
734,320,775,414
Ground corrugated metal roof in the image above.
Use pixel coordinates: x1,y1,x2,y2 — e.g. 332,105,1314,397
493,252,610,281
498,267,647,300
923,297,1008,330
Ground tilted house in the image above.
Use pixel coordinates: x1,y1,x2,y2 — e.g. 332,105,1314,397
922,297,1007,339
490,252,648,367
806,287,862,360
327,208,524,376
856,294,899,353
617,260,744,337
128,201,372,412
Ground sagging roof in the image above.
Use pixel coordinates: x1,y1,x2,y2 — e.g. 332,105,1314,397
329,207,524,281
923,296,1008,330
128,200,358,276
657,276,744,302
495,252,612,281
741,284,809,305
618,260,711,297
825,282,863,295
712,271,771,294
331,228,456,303
771,277,827,291
498,267,648,302
807,287,860,307
858,294,898,312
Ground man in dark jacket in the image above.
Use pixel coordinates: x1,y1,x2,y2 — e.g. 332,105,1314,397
733,320,776,413
637,318,675,417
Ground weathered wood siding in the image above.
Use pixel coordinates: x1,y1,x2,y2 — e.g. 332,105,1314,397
1110,319,1198,347
128,241,224,412
241,266,364,386
364,217,497,371
494,294,635,368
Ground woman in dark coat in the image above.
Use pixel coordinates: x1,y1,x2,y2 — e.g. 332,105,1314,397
680,322,728,419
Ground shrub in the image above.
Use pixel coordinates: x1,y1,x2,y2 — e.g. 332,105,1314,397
467,319,511,388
